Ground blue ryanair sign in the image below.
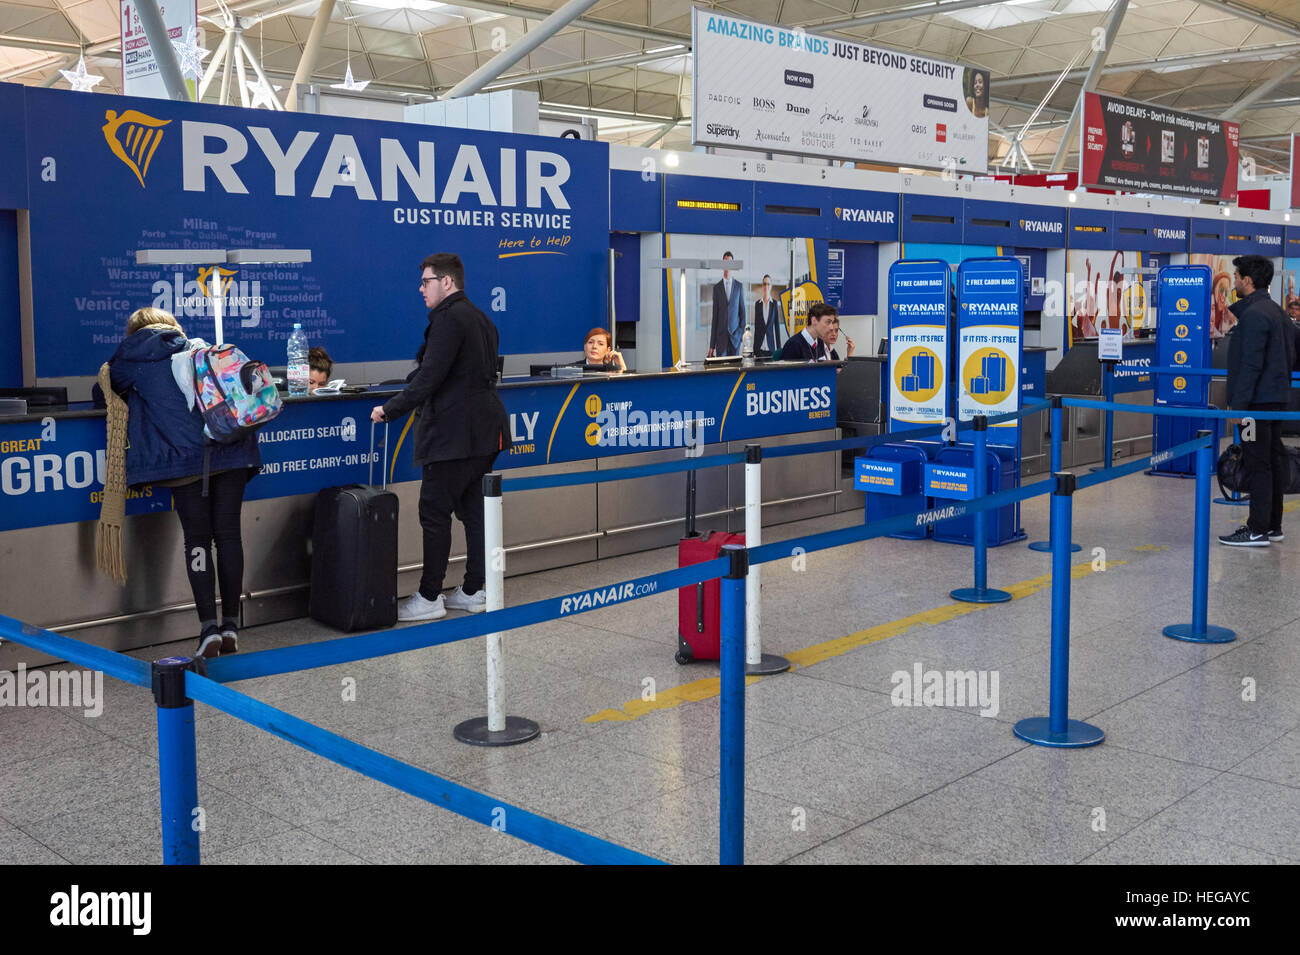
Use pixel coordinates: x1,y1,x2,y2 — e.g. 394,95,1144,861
1156,265,1212,406
16,85,610,378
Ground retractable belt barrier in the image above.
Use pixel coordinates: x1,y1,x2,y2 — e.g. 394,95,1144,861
1063,397,1300,420
0,415,1233,865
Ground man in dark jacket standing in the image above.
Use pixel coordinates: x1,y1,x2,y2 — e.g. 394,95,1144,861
372,253,511,619
1220,254,1296,546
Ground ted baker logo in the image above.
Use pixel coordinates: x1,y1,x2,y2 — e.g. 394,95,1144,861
936,124,947,143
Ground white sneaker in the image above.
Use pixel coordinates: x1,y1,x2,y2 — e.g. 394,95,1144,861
397,592,446,621
444,586,487,613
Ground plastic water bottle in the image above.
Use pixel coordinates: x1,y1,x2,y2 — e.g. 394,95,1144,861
741,323,755,367
287,324,309,396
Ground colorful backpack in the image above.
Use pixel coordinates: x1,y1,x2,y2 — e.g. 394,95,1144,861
191,344,282,442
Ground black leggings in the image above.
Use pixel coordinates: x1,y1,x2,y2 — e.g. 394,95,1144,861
171,470,250,627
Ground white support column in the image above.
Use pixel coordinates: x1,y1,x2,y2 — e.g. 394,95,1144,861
742,444,790,675
1050,0,1130,173
199,31,232,100
233,33,250,108
285,0,335,111
484,483,505,733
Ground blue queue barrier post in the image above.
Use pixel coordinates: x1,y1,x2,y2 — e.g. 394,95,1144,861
152,657,201,864
719,543,747,866
952,415,1011,604
1013,473,1105,748
1164,431,1237,645
1029,395,1082,553
1213,422,1250,507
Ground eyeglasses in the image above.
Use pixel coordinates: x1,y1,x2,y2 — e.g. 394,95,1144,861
420,275,445,287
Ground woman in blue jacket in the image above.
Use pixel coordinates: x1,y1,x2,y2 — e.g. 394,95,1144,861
99,308,260,658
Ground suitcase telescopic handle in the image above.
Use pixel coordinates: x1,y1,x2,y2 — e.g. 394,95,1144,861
369,419,389,490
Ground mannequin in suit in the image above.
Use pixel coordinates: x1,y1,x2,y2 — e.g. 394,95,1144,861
753,274,786,355
709,251,745,357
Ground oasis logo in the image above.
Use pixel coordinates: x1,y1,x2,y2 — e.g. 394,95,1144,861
787,103,810,115
103,109,171,187
110,113,575,211
1153,227,1186,241
835,206,896,224
1019,219,1063,234
753,97,776,111
706,123,740,140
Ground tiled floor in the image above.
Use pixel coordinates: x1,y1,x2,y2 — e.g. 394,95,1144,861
2,468,1298,865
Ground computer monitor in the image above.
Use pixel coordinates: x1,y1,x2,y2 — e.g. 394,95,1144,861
877,338,888,356
528,364,553,377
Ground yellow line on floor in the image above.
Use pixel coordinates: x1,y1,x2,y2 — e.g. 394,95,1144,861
583,557,1125,724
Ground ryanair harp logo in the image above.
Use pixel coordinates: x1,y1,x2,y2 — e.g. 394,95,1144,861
103,109,171,187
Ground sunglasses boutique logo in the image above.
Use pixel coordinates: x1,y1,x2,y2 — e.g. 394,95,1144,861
102,109,171,188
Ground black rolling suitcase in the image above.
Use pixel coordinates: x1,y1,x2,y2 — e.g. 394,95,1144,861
309,422,398,631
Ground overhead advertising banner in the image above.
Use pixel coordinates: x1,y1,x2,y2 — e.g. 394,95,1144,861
1080,92,1239,201
20,86,609,378
120,0,199,100
956,257,1022,444
887,259,949,432
0,367,836,531
691,9,989,172
1155,265,1212,407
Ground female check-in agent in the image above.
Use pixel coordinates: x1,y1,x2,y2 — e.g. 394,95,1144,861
581,326,626,373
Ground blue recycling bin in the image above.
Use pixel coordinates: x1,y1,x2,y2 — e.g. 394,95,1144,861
856,442,931,540
930,444,1021,547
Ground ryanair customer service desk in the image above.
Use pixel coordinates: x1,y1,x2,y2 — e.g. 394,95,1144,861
0,362,841,667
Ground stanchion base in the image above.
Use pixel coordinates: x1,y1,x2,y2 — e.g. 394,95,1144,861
453,716,541,747
950,587,1012,604
1013,717,1105,748
1027,540,1082,553
1162,623,1237,644
1213,497,1250,507
746,653,791,676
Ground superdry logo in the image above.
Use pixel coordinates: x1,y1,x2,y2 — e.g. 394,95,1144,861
1020,219,1063,234
103,109,171,188
835,207,896,224
706,123,740,140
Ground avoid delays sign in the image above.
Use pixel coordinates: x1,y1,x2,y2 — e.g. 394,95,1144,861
1080,92,1239,201
691,9,989,172
20,86,609,378
957,257,1022,443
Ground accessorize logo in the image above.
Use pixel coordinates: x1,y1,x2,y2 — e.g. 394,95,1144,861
103,108,171,188
752,97,776,111
706,123,740,140
784,69,814,88
787,103,810,115
755,129,791,144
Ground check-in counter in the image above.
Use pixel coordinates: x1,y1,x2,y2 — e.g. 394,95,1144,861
0,361,840,668
1046,339,1156,467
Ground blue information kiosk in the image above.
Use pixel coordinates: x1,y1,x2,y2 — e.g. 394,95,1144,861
1152,265,1215,477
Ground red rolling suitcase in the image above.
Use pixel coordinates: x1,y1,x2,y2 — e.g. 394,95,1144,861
675,468,743,664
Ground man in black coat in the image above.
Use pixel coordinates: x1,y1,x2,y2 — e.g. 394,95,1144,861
1220,254,1296,547
372,253,512,618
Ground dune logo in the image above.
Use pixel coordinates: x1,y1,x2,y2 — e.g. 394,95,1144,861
102,109,171,188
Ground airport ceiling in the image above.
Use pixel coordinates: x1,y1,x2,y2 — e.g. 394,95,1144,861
1,0,1297,176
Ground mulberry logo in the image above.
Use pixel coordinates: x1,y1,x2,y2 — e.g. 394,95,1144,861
103,109,171,188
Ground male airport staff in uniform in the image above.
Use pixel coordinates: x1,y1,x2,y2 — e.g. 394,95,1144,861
709,251,746,357
780,302,836,361
372,253,511,619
